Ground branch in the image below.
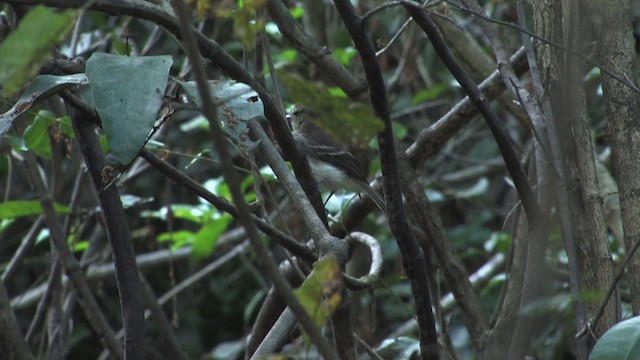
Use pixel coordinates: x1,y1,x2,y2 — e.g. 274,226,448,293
170,1,338,358
400,0,542,224
398,152,488,352
69,99,145,358
140,149,317,263
577,235,640,339
445,0,640,95
332,1,439,358
23,152,124,359
247,121,348,261
0,277,34,360
265,0,367,99
60,90,318,264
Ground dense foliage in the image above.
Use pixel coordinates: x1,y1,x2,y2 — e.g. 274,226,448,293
1,1,640,359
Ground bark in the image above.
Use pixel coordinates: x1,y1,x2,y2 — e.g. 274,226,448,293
583,0,640,315
533,0,617,353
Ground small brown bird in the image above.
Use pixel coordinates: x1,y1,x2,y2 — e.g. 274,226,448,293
287,107,386,213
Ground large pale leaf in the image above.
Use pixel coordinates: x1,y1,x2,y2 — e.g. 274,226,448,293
0,74,88,136
0,6,76,98
86,53,173,164
591,316,640,360
175,79,263,144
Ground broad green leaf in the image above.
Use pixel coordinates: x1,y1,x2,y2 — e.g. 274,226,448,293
157,230,196,250
200,178,231,202
0,74,88,136
0,200,70,219
278,72,384,148
0,6,76,98
58,116,75,138
290,5,303,19
411,83,450,105
112,37,133,56
191,214,232,261
592,316,640,360
333,47,357,66
274,49,297,66
86,53,173,164
72,240,90,252
23,110,56,159
294,256,342,329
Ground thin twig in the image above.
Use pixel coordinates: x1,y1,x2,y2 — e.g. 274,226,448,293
576,236,640,339
446,0,640,94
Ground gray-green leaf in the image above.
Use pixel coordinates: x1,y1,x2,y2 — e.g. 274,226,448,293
86,53,173,164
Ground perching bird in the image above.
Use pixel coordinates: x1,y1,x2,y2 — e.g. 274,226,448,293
287,107,385,213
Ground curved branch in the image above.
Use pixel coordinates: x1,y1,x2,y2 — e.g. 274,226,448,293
332,1,439,359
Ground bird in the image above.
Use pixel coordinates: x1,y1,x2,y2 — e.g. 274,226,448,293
287,107,386,213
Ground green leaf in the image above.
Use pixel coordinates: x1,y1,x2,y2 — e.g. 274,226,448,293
112,37,133,56
157,230,196,250
274,49,297,65
72,240,89,252
23,110,56,159
58,116,75,138
0,6,76,98
278,72,384,148
290,5,303,19
333,47,357,66
411,83,450,105
592,316,640,360
0,200,70,219
0,74,88,136
86,53,173,164
191,214,232,261
294,256,342,329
